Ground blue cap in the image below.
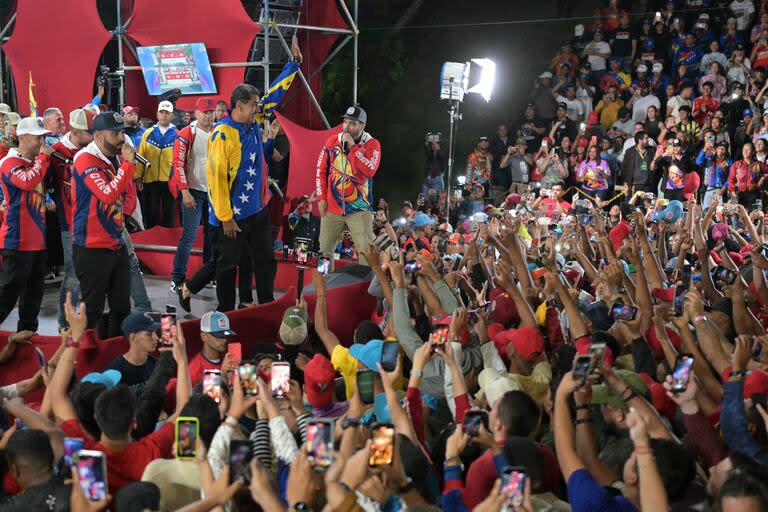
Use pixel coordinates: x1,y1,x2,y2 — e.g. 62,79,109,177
82,369,122,389
412,212,435,229
652,200,683,224
121,312,161,337
349,339,384,371
744,108,754,116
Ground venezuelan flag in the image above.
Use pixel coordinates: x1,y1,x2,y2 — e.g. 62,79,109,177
28,71,38,117
256,60,299,124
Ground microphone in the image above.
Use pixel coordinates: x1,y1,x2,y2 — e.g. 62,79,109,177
50,151,72,165
134,153,151,168
342,141,349,154
268,178,284,201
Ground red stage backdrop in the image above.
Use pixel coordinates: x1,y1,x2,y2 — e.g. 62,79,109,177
4,0,112,118
274,112,342,233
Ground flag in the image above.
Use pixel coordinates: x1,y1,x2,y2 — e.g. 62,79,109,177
256,60,299,125
28,71,38,117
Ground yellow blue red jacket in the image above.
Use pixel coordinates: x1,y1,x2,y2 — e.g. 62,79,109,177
205,60,300,225
134,124,177,183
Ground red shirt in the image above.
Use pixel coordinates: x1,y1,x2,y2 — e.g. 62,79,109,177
0,149,49,251
60,419,174,496
692,97,719,127
541,197,571,218
71,142,133,249
51,134,81,232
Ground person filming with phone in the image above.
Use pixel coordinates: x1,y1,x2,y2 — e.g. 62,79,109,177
424,133,446,193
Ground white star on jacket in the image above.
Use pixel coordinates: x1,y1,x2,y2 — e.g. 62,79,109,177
244,181,255,190
246,167,257,177
233,206,241,216
249,152,256,162
238,193,249,203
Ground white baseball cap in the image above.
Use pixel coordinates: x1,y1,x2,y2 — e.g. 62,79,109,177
0,103,11,114
575,24,585,36
16,116,49,136
157,100,174,113
69,108,95,131
652,62,663,73
636,64,648,73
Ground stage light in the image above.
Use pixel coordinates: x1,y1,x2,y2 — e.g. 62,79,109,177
467,58,496,102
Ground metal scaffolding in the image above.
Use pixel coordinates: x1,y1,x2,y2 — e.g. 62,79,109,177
0,0,359,125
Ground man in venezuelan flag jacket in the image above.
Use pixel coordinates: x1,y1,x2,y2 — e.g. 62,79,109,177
71,112,136,337
204,58,300,312
0,116,53,332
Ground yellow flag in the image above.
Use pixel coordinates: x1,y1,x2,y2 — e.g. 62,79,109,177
28,71,38,117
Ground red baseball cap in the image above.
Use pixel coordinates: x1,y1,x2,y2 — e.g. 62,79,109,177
745,369,768,397
304,354,336,409
608,220,632,251
122,106,139,115
195,97,216,112
638,373,677,421
575,336,615,366
728,252,745,268
683,172,700,200
652,286,676,303
492,325,545,360
489,287,520,327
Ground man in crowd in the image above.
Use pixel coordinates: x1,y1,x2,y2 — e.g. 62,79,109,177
424,136,446,193
214,100,228,121
105,312,160,397
122,106,145,150
185,310,238,386
466,136,493,192
0,117,53,332
71,112,135,337
50,108,95,331
135,100,177,228
728,141,767,206
498,137,531,193
0,112,20,158
652,138,689,201
42,107,66,146
621,130,655,193
316,106,381,267
169,97,216,293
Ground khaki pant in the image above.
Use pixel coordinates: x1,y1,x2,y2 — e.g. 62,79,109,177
319,210,374,267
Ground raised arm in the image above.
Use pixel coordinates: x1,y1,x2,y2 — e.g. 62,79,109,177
311,270,341,355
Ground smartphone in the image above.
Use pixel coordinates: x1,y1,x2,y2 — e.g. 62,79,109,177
295,237,311,265
404,262,422,273
380,341,399,372
609,303,638,321
357,369,375,405
369,423,395,466
674,285,686,317
317,257,331,276
160,312,176,347
203,369,222,403
175,417,199,460
573,355,592,381
501,466,527,508
588,342,606,377
579,214,594,225
429,325,449,353
229,440,254,483
306,419,334,471
671,354,695,393
238,361,258,397
716,266,738,285
680,264,692,291
34,347,46,369
463,410,489,437
63,437,84,469
270,361,291,398
76,450,108,501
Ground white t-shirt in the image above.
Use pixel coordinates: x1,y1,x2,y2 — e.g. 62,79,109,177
187,124,211,192
632,94,661,122
586,41,611,71
556,95,585,121
667,95,691,123
731,0,755,30
576,85,595,115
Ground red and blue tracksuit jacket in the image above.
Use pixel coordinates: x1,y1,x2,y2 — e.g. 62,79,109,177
50,134,80,232
0,149,49,251
71,142,134,250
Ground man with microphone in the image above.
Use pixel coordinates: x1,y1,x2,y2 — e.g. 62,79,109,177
0,117,54,332
316,106,381,267
50,108,95,331
71,112,136,337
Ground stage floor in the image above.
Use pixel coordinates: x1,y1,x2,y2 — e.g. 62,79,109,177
0,273,265,336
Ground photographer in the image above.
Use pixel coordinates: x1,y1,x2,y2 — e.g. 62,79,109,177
499,137,532,193
424,133,446,193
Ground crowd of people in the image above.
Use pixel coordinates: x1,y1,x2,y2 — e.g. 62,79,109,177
1,1,768,511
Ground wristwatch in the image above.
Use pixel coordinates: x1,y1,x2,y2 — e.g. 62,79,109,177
341,417,360,430
729,369,748,380
288,503,311,512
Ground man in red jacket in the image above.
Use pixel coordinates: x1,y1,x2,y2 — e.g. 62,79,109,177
71,112,136,337
316,106,381,268
0,117,53,331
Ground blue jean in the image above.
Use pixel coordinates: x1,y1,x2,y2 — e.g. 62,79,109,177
121,228,152,313
171,189,209,284
422,175,445,194
57,231,80,329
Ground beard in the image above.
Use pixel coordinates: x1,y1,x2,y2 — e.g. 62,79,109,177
103,139,123,156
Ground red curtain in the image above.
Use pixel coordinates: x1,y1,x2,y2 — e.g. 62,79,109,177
4,0,112,118
125,0,260,111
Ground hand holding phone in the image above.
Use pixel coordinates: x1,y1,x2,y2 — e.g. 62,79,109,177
175,417,199,460
369,423,395,466
229,440,254,483
238,361,259,397
671,354,694,393
306,419,334,470
203,370,222,403
271,362,291,398
501,466,527,508
76,450,108,501
463,410,489,437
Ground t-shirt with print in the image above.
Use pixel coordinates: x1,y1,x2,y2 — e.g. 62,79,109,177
658,156,688,190
730,0,755,30
556,95,585,122
611,26,636,57
567,469,637,512
105,355,156,398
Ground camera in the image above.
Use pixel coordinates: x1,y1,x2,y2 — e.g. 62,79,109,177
97,65,122,89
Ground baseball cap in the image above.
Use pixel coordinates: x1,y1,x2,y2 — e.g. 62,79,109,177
636,64,648,73
93,112,126,132
69,108,95,131
82,369,122,389
652,62,663,73
341,105,367,123
412,212,435,229
279,306,308,346
653,200,683,224
744,108,754,117
478,136,490,143
491,325,545,361
744,369,768,397
574,24,585,36
0,103,11,114
4,112,20,126
304,354,336,408
437,222,453,233
201,311,237,338
16,117,49,136
157,100,174,112
122,106,139,115
652,286,676,302
478,368,521,407
538,71,553,80
447,233,462,244
711,222,729,242
557,102,568,110
195,97,216,112
592,370,649,411
121,312,161,337
489,288,520,326
683,172,700,200
349,339,384,370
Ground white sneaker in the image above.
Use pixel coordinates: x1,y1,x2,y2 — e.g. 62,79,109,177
170,281,179,293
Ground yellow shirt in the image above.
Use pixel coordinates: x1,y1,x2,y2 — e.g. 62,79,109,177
509,360,552,406
596,98,624,129
331,345,360,400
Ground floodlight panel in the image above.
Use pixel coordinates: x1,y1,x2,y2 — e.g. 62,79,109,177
440,61,469,101
467,58,496,102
